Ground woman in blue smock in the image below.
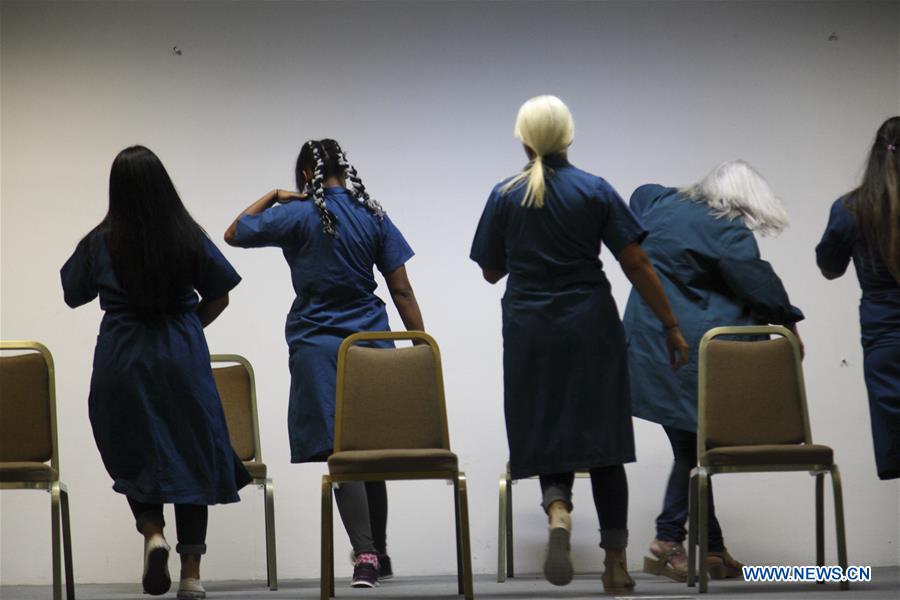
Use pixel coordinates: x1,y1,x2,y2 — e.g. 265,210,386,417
225,139,424,588
816,116,900,481
471,96,689,594
61,146,250,599
623,160,804,582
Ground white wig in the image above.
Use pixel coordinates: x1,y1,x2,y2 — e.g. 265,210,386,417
682,160,789,236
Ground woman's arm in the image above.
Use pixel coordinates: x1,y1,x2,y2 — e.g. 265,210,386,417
385,265,424,332
618,242,689,369
196,294,230,328
820,268,844,280
224,189,305,245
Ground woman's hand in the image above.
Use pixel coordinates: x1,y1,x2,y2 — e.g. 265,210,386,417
666,326,690,370
274,189,307,204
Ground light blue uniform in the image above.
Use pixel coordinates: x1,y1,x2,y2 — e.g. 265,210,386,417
232,188,413,462
624,185,804,432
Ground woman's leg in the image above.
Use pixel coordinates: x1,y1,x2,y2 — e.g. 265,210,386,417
589,464,628,550
655,425,693,544
128,498,171,595
334,482,378,555
334,482,380,587
128,497,165,537
589,464,634,592
538,472,575,586
365,481,388,555
174,504,208,581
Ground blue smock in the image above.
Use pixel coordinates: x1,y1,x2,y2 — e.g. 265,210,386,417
470,156,646,479
61,230,250,504
231,188,414,463
623,185,804,433
816,197,900,480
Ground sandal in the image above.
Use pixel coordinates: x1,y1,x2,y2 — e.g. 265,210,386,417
643,539,687,582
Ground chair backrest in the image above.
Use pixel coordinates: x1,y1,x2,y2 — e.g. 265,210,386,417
334,331,450,452
210,355,261,463
0,341,58,472
698,326,811,457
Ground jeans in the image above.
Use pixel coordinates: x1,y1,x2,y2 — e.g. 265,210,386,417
656,425,725,552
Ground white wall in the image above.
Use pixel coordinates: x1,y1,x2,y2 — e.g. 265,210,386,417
2,0,898,585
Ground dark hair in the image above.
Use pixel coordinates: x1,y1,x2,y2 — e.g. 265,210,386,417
847,116,900,282
296,139,384,237
102,145,207,315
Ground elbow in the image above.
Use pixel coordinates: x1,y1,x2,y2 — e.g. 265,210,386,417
223,230,236,246
481,267,506,284
820,268,843,280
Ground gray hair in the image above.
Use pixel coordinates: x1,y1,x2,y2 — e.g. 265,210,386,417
681,160,789,236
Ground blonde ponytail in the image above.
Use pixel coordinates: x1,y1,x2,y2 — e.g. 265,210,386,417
501,95,574,208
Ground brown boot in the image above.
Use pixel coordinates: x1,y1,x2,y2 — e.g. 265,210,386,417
643,539,687,582
602,549,635,595
708,549,744,579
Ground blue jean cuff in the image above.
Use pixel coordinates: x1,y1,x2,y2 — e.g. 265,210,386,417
541,485,573,514
599,528,628,550
176,543,207,556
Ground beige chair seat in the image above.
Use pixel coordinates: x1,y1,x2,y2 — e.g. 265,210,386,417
328,448,458,475
0,461,57,482
242,461,267,480
702,444,833,467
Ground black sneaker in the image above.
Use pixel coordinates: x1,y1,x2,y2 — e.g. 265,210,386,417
377,553,393,580
351,553,380,588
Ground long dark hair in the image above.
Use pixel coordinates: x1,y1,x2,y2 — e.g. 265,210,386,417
847,116,900,281
296,139,384,237
102,145,207,315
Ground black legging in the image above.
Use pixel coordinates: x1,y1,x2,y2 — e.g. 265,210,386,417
539,464,629,549
334,481,388,555
127,498,208,555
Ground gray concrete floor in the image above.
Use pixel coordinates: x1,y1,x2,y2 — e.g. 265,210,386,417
2,568,899,600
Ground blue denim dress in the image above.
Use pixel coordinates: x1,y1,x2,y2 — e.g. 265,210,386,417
471,156,646,479
232,188,414,462
61,232,250,504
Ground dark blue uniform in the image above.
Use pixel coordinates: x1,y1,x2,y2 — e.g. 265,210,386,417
817,197,900,480
61,231,250,504
231,188,414,462
471,156,646,479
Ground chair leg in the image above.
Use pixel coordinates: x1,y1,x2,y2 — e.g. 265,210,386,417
264,479,278,590
505,473,514,579
456,473,474,600
50,482,62,600
497,476,507,582
687,471,698,588
830,466,849,591
454,477,464,594
815,473,824,583
698,470,709,594
321,477,334,600
60,486,75,600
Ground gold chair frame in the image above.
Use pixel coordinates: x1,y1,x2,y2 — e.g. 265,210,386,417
210,354,278,590
687,326,848,593
320,331,474,600
496,464,589,582
0,341,75,600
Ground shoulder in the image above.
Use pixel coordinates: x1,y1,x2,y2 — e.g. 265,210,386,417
629,183,673,212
